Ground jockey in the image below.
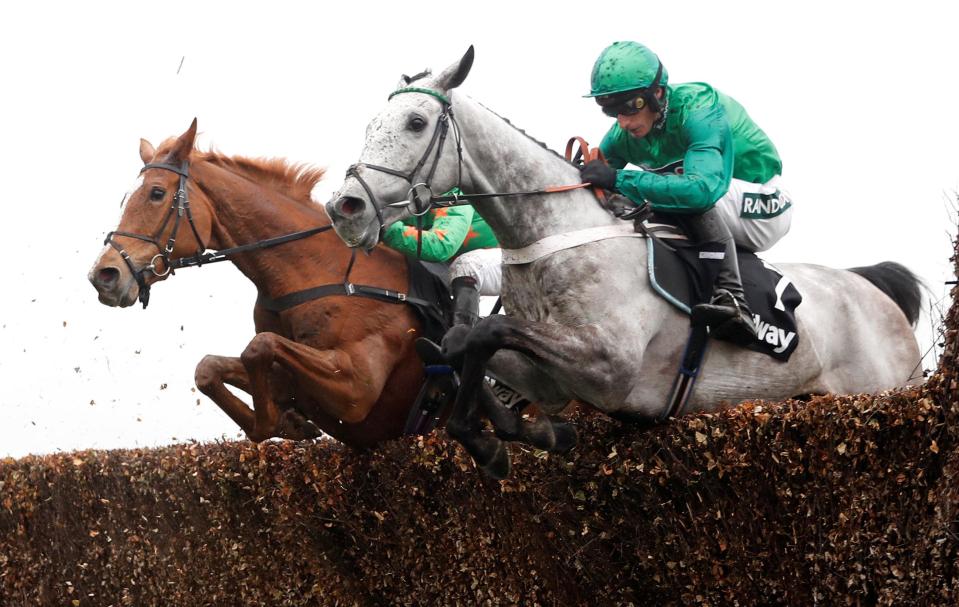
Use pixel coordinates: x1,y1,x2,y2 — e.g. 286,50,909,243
580,41,792,346
382,188,500,329
386,194,534,413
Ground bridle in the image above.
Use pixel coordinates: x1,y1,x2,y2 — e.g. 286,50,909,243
104,161,331,308
105,161,206,308
344,87,463,258
342,87,615,252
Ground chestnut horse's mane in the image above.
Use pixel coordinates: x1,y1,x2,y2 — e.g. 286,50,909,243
198,149,326,206
155,138,326,206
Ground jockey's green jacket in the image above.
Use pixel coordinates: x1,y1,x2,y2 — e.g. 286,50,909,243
382,201,499,262
600,82,782,214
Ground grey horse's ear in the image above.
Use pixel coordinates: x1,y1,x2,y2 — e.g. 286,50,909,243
434,46,474,91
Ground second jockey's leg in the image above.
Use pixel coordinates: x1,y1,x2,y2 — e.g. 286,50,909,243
442,248,501,362
451,276,481,326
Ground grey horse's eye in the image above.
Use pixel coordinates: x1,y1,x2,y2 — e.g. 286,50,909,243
149,187,166,201
408,115,427,132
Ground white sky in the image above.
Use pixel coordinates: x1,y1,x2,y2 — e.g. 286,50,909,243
1,1,956,457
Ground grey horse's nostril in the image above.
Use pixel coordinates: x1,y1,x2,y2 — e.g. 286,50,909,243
95,267,120,288
336,196,366,218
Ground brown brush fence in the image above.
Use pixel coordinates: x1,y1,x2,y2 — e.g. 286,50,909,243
2,383,958,606
2,264,957,606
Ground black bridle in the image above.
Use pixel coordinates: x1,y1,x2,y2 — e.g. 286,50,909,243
105,161,205,308
344,87,609,246
345,87,463,258
104,161,331,308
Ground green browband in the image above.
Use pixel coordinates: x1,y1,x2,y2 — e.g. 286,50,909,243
388,87,451,105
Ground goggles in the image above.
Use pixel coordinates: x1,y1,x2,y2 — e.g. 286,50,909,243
599,93,648,118
596,60,664,118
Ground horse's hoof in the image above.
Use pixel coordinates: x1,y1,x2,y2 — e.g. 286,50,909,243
278,410,322,440
549,420,578,454
518,415,558,450
480,442,511,480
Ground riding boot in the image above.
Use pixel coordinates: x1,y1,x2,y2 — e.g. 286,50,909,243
450,275,481,327
441,276,480,365
682,207,759,346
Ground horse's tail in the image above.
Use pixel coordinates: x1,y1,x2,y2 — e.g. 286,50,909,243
848,261,923,327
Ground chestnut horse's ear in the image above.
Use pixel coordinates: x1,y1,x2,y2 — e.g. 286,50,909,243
167,118,198,164
139,138,156,165
434,46,474,92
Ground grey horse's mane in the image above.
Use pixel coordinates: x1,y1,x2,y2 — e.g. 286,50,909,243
470,100,571,165
405,66,572,166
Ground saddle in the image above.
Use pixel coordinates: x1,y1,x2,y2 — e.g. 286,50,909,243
642,215,803,361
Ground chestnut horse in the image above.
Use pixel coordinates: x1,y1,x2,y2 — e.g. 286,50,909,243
89,119,439,448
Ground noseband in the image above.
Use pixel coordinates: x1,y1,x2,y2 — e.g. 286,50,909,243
105,161,207,308
345,88,463,257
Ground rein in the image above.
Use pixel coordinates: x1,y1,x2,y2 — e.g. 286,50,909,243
392,136,608,209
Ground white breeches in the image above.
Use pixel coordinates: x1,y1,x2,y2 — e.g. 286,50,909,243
712,175,793,252
450,248,503,296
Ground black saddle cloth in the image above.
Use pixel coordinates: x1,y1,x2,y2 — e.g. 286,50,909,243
645,224,802,362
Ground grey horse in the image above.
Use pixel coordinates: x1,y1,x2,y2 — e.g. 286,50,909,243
326,47,922,478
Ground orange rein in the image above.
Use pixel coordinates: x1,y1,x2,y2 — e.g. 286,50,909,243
562,136,608,205
398,135,612,210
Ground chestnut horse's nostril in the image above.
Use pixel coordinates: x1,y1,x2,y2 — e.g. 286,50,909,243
95,266,121,289
336,196,366,218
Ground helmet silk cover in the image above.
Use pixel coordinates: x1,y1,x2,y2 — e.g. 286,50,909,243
587,41,669,98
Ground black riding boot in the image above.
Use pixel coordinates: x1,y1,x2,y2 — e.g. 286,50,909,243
682,207,759,346
450,276,480,327
441,276,480,364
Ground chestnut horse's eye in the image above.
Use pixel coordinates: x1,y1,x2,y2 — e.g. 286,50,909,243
149,187,166,201
408,116,427,132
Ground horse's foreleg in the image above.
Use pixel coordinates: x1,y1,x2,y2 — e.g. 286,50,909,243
449,315,626,472
446,350,513,479
476,382,578,454
195,355,257,435
240,331,389,443
194,355,295,437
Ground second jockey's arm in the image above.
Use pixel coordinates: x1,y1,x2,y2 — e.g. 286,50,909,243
382,205,474,262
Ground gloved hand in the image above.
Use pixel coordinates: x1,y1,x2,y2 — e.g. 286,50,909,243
579,160,618,191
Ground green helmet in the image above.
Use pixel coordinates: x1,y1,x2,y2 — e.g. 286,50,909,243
585,41,668,98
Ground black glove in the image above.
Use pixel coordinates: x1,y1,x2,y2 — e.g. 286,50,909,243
579,160,618,191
